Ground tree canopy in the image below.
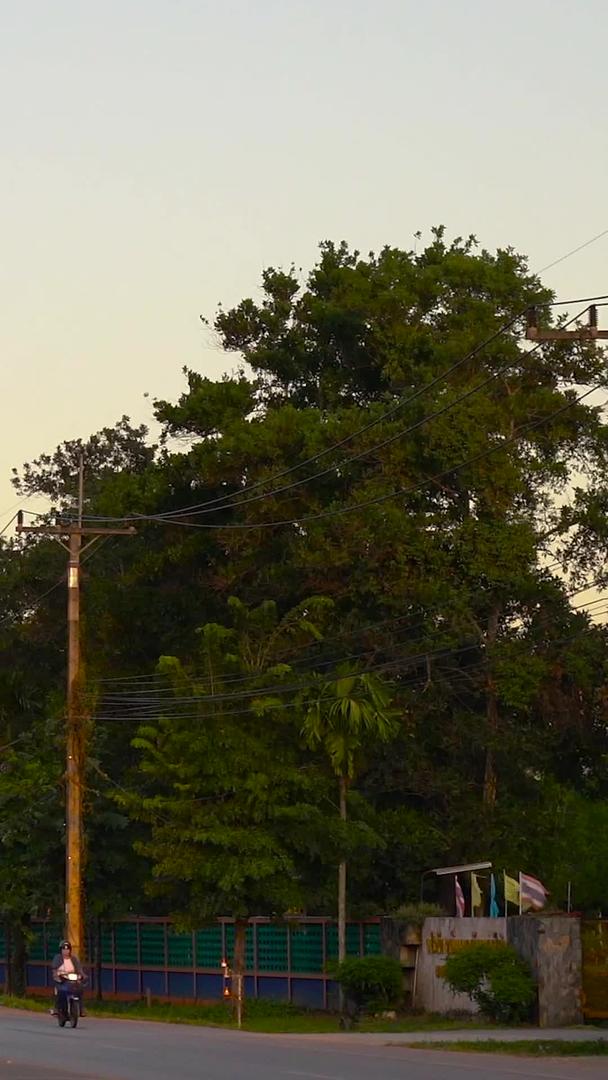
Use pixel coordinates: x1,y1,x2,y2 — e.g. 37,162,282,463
2,229,608,948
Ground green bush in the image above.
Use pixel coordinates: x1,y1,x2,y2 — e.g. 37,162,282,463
393,902,445,925
441,942,535,1024
332,955,403,1012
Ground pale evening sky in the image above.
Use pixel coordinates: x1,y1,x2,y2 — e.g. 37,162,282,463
1,0,607,525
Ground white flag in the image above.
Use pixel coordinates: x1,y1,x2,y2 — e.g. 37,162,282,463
520,872,549,911
455,874,466,917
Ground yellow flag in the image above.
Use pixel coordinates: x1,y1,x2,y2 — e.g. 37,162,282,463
504,873,520,906
471,873,482,911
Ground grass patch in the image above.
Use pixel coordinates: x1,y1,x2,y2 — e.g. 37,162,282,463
0,994,506,1035
0,994,47,1014
0,994,338,1032
405,1039,608,1056
87,998,341,1033
360,1014,494,1033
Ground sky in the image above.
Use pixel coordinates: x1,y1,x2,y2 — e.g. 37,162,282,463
1,0,608,527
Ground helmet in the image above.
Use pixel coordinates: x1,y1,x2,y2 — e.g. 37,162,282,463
60,940,72,950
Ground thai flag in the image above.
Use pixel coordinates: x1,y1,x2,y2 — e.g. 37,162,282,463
455,874,466,917
520,872,549,911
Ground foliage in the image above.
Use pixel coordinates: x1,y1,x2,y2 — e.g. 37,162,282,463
2,230,608,936
393,902,445,925
11,416,154,509
119,600,339,927
300,665,399,782
331,955,403,1011
442,942,536,1023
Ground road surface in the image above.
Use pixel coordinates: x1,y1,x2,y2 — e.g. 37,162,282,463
0,1009,607,1080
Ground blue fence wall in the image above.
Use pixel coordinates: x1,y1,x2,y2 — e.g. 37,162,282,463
18,917,381,1009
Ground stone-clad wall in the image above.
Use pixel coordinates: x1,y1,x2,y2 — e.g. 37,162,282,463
507,915,583,1027
382,914,583,1026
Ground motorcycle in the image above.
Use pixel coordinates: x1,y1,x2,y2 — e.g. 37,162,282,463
56,972,83,1029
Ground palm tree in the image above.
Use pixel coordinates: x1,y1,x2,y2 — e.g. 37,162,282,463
300,665,399,976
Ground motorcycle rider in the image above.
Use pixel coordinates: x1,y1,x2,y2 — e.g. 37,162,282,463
51,940,86,1018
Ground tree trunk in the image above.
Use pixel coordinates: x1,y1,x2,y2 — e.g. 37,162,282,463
4,924,12,996
483,606,501,808
95,915,103,1002
338,775,347,965
5,918,28,998
233,919,247,1029
12,918,27,998
338,774,348,1013
483,705,498,807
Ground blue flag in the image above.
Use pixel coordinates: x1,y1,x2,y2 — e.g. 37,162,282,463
490,873,500,918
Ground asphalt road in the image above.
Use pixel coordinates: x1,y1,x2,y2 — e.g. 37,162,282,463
0,1010,607,1080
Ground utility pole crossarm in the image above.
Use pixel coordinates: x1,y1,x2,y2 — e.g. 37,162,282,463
526,303,608,341
16,520,136,538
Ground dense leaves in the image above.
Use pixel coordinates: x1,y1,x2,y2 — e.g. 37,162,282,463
442,942,536,1023
1,230,608,959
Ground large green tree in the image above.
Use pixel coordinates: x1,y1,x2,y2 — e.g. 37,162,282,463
4,229,608,934
138,233,608,897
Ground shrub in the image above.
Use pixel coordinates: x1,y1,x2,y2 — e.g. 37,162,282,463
332,955,403,1012
441,942,535,1024
393,902,445,925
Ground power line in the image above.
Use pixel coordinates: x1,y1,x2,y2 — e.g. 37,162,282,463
78,291,608,528
84,309,526,523
0,538,113,634
95,559,606,698
99,637,483,712
538,230,608,275
92,617,608,726
137,299,593,523
0,512,18,539
0,575,66,629
95,586,608,720
94,603,484,691
96,569,586,696
135,374,605,531
86,299,599,532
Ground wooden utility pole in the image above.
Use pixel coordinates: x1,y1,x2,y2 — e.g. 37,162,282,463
16,458,135,955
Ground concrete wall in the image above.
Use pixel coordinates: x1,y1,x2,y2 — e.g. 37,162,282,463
508,915,583,1028
415,917,506,1014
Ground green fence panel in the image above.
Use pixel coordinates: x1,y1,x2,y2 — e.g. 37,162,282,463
140,923,166,966
114,922,139,965
363,923,381,955
41,924,63,961
27,924,46,962
257,924,288,972
326,923,362,960
100,926,113,964
23,917,380,975
195,926,223,969
168,929,193,967
224,924,254,969
290,922,323,974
